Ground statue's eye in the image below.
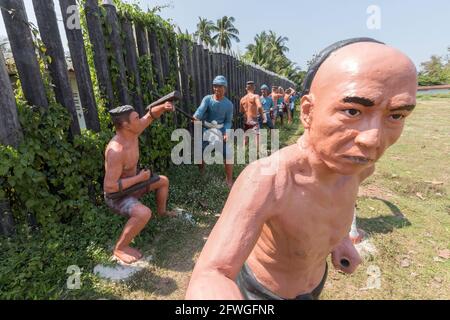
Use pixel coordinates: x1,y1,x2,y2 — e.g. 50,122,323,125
390,114,405,120
344,109,361,117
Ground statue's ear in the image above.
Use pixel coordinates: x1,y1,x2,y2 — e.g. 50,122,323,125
300,94,314,129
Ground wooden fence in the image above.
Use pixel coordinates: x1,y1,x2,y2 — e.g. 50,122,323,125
0,0,295,235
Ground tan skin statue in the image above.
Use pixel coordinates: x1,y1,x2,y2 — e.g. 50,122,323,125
285,88,296,125
270,87,283,126
239,82,265,147
194,85,234,188
186,42,417,299
104,103,176,264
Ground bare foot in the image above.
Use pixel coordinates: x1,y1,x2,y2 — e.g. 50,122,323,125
113,248,139,264
158,210,177,218
124,246,143,260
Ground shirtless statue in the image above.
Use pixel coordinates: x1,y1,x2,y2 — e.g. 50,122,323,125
104,103,176,264
270,86,283,126
240,81,266,147
186,38,417,299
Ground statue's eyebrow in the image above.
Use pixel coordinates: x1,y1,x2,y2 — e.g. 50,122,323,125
390,105,416,112
342,96,375,107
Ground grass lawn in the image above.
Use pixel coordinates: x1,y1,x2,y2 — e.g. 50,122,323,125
87,97,449,300
1,98,448,300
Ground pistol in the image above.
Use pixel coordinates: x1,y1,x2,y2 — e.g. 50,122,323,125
146,91,182,111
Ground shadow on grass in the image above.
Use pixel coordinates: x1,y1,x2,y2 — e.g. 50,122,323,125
357,197,411,235
126,269,179,298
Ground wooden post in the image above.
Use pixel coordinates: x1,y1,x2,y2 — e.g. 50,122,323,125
217,49,224,75
192,42,202,106
202,44,210,92
0,51,19,236
84,0,115,110
60,0,100,132
135,22,150,57
0,52,23,147
231,55,238,119
0,0,48,109
207,46,213,93
32,0,80,136
178,39,190,112
121,15,144,115
147,27,164,89
226,53,232,101
102,0,130,106
134,22,154,103
159,30,170,82
198,43,206,98
172,34,181,125
186,41,196,112
211,49,218,79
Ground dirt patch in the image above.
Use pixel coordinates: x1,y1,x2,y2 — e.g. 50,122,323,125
358,184,395,199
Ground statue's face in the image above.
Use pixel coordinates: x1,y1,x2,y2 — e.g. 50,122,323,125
303,42,417,175
213,85,226,98
124,111,141,134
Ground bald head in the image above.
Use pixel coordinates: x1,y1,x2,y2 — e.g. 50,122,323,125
300,42,418,176
310,42,417,103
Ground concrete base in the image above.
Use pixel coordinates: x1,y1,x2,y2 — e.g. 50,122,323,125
355,239,378,261
93,255,153,282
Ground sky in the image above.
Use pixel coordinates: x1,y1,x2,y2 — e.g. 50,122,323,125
1,0,449,71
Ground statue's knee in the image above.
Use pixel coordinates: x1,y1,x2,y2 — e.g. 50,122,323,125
159,175,169,187
134,206,152,222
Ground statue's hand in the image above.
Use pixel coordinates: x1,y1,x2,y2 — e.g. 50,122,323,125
331,237,362,274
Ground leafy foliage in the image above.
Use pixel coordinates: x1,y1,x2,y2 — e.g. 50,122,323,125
418,50,450,86
194,17,216,46
211,16,240,50
243,31,305,87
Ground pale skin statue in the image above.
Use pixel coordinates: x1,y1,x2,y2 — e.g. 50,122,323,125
104,102,175,264
186,42,417,299
239,83,265,147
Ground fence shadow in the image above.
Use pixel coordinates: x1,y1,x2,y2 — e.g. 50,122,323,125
357,197,412,235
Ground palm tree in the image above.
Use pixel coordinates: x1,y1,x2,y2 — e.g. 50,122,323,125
194,17,215,46
211,16,240,50
244,30,305,87
266,31,289,55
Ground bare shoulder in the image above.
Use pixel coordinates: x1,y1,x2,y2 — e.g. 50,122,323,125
105,138,124,162
230,159,277,215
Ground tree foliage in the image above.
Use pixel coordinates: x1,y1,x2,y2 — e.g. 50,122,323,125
418,49,450,86
211,16,240,50
194,17,215,46
243,31,304,87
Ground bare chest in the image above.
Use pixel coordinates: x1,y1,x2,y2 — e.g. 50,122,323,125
122,142,139,175
267,181,359,260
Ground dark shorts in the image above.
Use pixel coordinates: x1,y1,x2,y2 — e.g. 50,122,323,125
104,187,148,218
259,112,274,129
202,138,233,161
236,263,328,300
244,119,260,135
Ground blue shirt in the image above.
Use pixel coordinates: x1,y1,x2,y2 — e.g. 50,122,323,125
193,95,234,134
260,96,273,112
290,95,299,104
